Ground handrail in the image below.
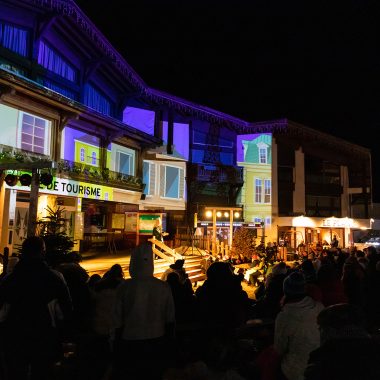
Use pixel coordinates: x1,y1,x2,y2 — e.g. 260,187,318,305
148,237,182,264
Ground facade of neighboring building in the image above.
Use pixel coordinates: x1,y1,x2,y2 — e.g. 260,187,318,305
242,120,373,253
237,133,272,229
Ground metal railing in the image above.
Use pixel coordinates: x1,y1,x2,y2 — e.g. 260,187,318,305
56,159,144,192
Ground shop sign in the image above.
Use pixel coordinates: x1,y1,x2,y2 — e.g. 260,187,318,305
5,175,113,201
199,222,243,227
322,218,355,228
40,178,113,201
217,222,243,227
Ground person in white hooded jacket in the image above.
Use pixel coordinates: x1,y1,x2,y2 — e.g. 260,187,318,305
274,271,324,380
110,242,175,380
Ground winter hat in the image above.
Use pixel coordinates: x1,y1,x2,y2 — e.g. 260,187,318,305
283,271,306,297
170,259,185,270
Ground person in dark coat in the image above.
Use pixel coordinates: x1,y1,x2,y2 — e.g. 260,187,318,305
250,261,288,320
152,218,168,259
304,303,380,380
0,236,72,380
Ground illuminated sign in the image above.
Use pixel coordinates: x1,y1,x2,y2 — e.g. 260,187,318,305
322,218,355,228
199,222,243,227
5,176,113,201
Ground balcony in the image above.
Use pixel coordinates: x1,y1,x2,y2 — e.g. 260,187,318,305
56,159,144,192
188,163,244,185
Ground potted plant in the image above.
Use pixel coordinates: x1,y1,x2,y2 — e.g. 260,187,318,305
35,205,76,267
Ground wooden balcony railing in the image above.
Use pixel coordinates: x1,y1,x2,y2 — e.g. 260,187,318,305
188,163,244,184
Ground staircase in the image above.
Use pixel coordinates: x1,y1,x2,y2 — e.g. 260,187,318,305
147,238,207,285
83,245,207,285
152,254,206,285
82,236,208,285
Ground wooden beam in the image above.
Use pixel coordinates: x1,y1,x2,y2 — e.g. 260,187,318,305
0,161,55,170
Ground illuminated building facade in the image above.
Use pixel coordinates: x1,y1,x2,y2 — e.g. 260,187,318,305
0,1,373,255
0,0,248,252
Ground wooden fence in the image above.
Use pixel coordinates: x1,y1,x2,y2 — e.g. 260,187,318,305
174,233,230,256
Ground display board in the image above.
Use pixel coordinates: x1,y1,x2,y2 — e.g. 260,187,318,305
111,213,125,229
125,212,138,232
138,213,162,234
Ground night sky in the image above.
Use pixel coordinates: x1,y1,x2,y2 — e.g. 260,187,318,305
74,0,380,201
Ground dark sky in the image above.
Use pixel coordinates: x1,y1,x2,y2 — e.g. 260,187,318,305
75,0,380,200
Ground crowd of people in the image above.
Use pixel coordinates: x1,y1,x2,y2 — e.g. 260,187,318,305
1,236,380,380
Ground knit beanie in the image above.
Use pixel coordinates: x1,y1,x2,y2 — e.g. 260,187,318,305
283,271,306,297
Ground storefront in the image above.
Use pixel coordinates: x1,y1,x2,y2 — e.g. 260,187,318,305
277,216,372,255
1,175,142,254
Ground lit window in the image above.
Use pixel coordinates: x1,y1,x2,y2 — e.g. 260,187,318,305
80,148,85,162
84,84,112,116
259,147,267,163
20,112,49,154
264,179,271,203
0,22,29,56
91,151,97,165
255,178,262,203
160,165,184,199
38,41,77,82
118,152,132,175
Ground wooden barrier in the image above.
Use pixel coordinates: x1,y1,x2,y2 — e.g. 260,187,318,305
148,237,182,264
174,233,231,257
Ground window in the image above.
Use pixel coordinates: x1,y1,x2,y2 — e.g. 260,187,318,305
160,165,184,199
257,142,268,164
0,22,29,56
117,151,132,175
255,178,262,203
91,151,97,165
255,178,271,204
84,84,112,116
38,41,77,82
264,179,271,203
259,147,267,163
80,148,85,162
19,112,49,154
143,161,155,196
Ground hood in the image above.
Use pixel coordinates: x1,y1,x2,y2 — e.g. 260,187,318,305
128,242,154,279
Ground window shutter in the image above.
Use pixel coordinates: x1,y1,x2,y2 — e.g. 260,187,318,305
179,168,185,198
149,163,156,195
159,165,166,196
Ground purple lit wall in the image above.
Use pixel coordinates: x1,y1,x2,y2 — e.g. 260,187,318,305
163,121,189,160
122,106,155,135
191,120,235,165
237,133,265,162
62,127,100,161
